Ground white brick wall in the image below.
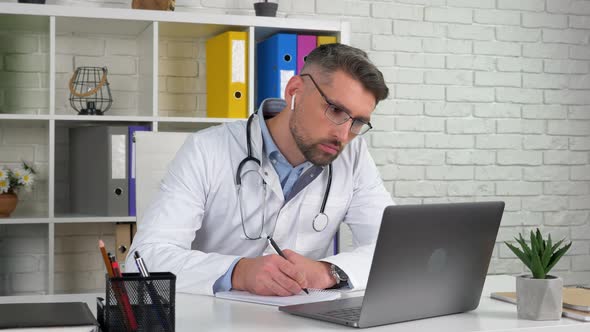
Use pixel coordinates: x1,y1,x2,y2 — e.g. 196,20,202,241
1,0,589,294
356,0,589,284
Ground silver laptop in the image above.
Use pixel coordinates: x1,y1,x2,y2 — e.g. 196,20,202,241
280,201,505,328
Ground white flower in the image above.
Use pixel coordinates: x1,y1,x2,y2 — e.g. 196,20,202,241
11,168,25,179
19,171,35,187
0,179,9,194
0,168,7,181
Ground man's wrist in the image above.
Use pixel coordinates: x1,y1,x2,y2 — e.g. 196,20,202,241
328,263,349,288
320,261,337,288
231,257,247,290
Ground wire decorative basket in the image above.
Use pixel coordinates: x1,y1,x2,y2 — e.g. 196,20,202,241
69,66,113,115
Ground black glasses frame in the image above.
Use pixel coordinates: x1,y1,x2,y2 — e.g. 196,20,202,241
299,74,373,135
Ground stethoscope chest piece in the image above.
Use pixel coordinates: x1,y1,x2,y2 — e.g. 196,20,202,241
312,213,329,232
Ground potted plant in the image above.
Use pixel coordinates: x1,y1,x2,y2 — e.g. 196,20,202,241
0,162,36,218
505,229,572,320
254,0,278,17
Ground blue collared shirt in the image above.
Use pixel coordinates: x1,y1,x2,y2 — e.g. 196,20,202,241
213,101,311,293
258,106,312,198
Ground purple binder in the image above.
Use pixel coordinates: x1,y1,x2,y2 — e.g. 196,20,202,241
128,125,151,216
296,35,317,74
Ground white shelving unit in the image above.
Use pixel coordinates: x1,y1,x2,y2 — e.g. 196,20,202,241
0,3,348,294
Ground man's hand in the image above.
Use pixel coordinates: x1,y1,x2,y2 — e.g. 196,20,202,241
231,255,308,296
282,249,337,290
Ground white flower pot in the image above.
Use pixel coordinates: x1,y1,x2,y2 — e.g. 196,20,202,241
516,274,563,320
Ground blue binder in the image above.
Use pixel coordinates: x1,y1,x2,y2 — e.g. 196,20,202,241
256,33,297,108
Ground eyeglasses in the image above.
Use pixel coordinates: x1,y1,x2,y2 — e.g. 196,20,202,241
300,74,373,136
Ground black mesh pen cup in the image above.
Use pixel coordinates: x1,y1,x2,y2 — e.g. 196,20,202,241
97,272,176,332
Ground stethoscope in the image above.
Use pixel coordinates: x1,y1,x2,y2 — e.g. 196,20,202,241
236,112,332,240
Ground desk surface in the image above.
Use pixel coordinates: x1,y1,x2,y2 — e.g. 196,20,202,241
0,275,587,331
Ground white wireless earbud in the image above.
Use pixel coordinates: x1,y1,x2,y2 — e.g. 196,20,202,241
291,94,296,111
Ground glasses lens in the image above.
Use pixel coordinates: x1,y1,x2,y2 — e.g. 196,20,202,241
325,104,351,125
351,121,371,135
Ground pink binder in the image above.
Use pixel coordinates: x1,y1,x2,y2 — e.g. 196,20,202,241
296,35,317,74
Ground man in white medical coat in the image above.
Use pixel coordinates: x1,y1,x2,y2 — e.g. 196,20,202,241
127,43,394,296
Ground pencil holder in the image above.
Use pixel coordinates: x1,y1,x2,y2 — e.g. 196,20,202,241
97,272,176,332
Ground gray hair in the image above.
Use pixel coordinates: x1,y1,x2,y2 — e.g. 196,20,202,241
301,43,389,103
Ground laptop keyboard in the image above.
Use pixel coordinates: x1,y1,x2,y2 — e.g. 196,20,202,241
321,307,362,321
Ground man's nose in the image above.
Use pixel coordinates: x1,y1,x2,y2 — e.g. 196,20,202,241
332,121,351,143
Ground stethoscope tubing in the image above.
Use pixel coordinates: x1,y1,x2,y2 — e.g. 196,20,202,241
237,113,332,238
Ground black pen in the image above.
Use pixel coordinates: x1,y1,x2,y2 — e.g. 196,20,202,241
267,236,309,294
134,251,172,332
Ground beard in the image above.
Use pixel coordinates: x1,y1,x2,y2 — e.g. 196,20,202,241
290,110,343,166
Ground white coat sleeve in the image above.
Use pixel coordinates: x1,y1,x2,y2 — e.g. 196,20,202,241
320,138,394,290
125,134,239,295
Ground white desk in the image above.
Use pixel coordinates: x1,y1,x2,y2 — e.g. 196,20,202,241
0,275,587,331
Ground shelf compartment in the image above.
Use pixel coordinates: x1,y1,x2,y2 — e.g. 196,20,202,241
0,223,49,295
158,22,250,119
54,17,155,117
0,14,50,116
53,222,115,294
54,121,151,217
0,119,49,219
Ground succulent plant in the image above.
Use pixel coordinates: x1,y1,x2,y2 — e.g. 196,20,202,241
505,228,571,279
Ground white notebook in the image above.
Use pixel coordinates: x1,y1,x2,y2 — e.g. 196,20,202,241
215,289,341,306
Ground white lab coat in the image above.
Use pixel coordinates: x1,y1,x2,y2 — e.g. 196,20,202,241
126,112,394,295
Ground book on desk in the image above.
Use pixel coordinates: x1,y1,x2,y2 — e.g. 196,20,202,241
0,302,98,331
491,287,590,322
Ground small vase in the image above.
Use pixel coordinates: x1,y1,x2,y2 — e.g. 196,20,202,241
516,274,563,320
254,2,278,17
0,193,18,218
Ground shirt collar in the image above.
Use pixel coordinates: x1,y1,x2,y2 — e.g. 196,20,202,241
257,99,284,161
256,98,313,170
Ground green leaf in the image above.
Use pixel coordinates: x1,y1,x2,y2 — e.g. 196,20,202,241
530,246,545,279
541,234,553,268
505,242,532,271
516,235,532,257
530,230,540,257
535,229,544,257
550,239,564,254
545,242,572,274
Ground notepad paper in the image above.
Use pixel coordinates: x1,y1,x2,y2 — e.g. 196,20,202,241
215,289,341,306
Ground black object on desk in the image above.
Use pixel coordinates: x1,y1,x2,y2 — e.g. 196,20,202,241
98,272,176,332
0,302,97,330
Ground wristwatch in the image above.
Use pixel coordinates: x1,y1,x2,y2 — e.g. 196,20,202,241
330,264,349,287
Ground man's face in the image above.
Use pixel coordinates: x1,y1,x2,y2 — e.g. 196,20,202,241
289,70,376,166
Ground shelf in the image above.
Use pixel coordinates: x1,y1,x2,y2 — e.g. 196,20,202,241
53,115,155,122
0,114,245,123
0,216,134,224
156,116,244,123
0,217,50,225
0,114,51,121
52,215,136,223
0,1,346,296
0,4,343,32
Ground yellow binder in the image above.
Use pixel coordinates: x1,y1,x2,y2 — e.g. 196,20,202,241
317,35,337,46
206,31,248,118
